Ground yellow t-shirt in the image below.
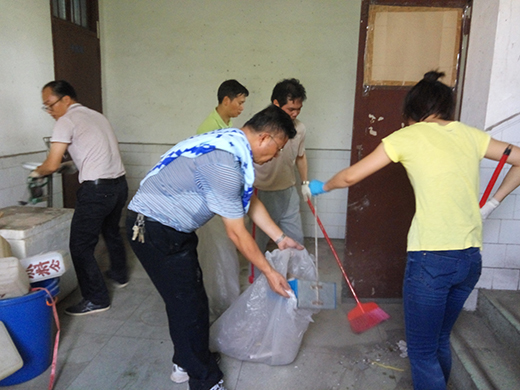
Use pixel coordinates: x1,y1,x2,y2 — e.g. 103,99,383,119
196,109,232,134
382,121,490,251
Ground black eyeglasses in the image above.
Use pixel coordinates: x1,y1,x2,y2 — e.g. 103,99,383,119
269,135,284,153
41,97,63,112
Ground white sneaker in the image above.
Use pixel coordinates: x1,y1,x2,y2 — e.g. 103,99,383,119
170,364,189,383
187,379,226,390
209,380,227,390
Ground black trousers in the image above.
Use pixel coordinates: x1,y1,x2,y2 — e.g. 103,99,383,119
69,178,128,306
126,213,223,390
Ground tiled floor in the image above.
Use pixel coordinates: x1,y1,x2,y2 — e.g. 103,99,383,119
3,238,413,390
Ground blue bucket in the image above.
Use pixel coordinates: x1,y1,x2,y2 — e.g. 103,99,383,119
0,278,59,386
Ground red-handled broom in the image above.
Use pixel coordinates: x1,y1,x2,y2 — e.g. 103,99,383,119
480,144,512,207
307,199,390,333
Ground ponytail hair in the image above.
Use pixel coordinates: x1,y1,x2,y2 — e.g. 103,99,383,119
403,71,455,123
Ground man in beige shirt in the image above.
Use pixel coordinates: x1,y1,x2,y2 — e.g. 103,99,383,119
254,78,311,252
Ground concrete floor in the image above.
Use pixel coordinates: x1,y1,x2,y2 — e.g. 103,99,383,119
2,238,415,390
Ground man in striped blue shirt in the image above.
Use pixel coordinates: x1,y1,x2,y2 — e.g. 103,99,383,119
126,105,303,390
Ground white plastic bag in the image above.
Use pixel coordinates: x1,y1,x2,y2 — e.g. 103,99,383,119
197,216,241,323
209,248,319,365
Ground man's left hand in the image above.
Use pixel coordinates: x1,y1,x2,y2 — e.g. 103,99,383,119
277,235,304,250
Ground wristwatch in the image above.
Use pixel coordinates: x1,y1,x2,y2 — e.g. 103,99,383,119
274,233,286,244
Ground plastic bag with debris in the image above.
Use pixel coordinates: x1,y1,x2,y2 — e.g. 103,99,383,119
209,248,319,365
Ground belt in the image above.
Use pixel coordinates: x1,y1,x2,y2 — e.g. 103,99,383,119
127,209,158,222
85,175,126,185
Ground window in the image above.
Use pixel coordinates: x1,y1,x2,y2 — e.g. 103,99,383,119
51,0,97,32
364,5,462,87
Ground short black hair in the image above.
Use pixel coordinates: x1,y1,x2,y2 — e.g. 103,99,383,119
403,71,455,122
42,80,77,100
271,78,306,107
244,105,296,139
217,80,249,104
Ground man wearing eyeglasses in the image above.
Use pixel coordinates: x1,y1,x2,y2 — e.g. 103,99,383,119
126,105,303,390
253,78,310,253
33,80,128,316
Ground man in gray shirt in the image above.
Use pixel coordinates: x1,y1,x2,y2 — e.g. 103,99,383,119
34,80,128,316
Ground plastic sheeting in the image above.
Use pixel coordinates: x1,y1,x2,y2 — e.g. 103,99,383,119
209,248,319,365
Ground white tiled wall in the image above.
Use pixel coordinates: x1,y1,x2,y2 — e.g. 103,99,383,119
119,142,173,199
300,149,350,239
476,115,520,291
0,151,63,209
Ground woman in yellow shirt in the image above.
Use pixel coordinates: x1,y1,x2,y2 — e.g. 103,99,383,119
310,71,520,390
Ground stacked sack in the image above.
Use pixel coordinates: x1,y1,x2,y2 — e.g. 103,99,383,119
0,235,66,299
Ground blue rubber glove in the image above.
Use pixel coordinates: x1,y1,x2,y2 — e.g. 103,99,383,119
309,180,327,196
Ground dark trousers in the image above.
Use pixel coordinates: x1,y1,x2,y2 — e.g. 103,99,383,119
126,213,223,390
69,178,128,306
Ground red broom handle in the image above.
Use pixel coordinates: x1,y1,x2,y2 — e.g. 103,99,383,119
307,199,362,307
480,144,512,208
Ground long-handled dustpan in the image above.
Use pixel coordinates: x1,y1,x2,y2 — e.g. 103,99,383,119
307,199,389,333
290,197,336,310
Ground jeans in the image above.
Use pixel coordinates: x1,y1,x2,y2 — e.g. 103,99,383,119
69,178,128,306
126,212,223,390
404,248,482,390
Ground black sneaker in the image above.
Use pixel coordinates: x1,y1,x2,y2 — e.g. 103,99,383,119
105,270,129,288
65,299,110,316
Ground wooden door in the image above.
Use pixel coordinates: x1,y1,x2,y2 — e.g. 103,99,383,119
345,0,471,298
50,0,101,208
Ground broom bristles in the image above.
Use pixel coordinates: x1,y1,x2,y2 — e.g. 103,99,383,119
348,304,390,334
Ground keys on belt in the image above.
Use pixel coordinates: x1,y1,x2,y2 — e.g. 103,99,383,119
131,213,145,243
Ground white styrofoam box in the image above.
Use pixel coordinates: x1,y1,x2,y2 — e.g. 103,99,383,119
0,206,77,299
55,251,77,301
0,206,73,258
0,257,30,299
19,251,66,283
0,321,23,381
0,235,12,258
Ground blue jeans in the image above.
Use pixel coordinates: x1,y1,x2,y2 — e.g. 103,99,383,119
403,248,481,390
126,212,223,390
69,178,128,306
